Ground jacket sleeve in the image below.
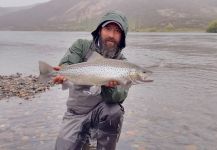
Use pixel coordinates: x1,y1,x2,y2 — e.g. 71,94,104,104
59,39,90,66
101,86,129,103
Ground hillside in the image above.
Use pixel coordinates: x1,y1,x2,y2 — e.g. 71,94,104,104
0,4,39,16
0,0,217,31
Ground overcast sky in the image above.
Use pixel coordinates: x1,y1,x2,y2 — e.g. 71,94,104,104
0,0,51,7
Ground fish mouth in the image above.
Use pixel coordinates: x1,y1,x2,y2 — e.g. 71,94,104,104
142,70,153,82
143,77,154,82
133,77,153,84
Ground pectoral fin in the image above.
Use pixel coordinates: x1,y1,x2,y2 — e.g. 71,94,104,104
117,79,132,89
89,86,101,95
82,86,101,96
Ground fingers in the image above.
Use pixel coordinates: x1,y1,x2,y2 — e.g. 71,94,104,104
53,75,66,84
52,66,65,84
53,66,61,71
105,80,119,87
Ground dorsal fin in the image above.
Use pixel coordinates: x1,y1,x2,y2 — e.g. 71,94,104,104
87,51,105,62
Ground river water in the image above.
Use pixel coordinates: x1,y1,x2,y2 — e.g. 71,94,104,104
0,31,217,150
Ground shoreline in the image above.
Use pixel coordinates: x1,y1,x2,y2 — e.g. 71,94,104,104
0,73,53,100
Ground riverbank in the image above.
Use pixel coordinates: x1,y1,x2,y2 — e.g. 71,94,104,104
0,73,53,100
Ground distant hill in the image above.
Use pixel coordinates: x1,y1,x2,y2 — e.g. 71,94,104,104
0,7,20,16
0,5,39,16
0,0,217,31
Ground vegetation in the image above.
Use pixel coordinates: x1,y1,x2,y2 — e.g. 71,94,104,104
163,23,175,32
206,20,217,33
129,26,204,32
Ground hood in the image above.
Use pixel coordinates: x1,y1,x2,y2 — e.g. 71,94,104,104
91,10,128,50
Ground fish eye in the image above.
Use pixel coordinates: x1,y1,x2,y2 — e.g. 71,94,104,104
142,70,152,74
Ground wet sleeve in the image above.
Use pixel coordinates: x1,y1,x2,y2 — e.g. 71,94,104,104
59,39,86,65
101,86,129,103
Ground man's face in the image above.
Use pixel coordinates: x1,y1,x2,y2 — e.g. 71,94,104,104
100,22,122,51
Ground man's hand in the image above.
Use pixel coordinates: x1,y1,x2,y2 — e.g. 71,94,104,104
53,75,66,84
53,66,61,71
52,66,66,84
105,80,119,88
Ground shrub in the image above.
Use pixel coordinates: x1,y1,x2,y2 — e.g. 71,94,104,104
164,23,175,32
206,20,217,33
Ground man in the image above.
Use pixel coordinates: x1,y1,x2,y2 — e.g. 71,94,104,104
54,10,129,150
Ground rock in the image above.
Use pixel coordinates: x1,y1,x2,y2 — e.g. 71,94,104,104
186,144,198,150
0,73,54,100
21,136,30,141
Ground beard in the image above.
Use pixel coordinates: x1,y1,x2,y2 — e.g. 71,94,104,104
99,36,119,58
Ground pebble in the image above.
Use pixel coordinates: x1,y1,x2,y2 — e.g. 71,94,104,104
0,124,5,128
186,144,198,150
0,73,54,100
21,136,30,141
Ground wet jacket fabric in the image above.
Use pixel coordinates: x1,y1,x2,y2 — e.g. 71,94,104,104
59,11,129,115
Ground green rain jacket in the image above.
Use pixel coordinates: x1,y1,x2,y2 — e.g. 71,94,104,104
59,11,129,114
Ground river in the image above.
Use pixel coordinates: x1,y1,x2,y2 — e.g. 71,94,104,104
0,31,217,150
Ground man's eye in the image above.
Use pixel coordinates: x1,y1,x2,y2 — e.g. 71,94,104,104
104,26,121,33
115,29,121,33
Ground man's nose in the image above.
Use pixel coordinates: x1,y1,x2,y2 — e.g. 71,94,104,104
107,30,115,38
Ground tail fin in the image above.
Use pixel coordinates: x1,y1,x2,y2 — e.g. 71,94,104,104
39,61,54,83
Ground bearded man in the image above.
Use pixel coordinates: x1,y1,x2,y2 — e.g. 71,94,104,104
54,10,129,150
